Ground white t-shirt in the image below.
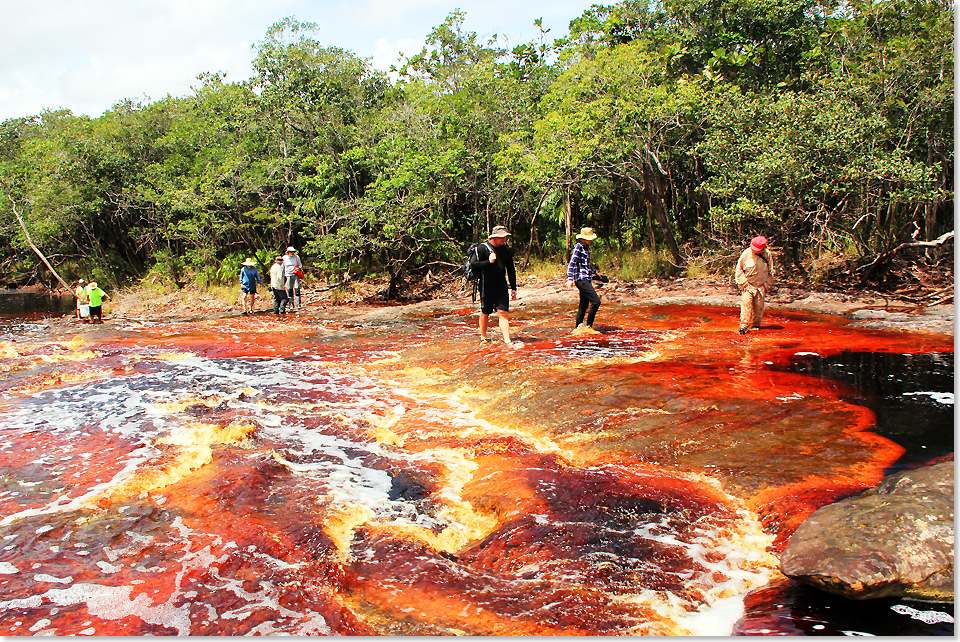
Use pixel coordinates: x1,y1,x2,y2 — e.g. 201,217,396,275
282,254,302,277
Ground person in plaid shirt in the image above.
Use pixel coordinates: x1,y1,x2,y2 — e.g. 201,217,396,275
564,227,607,335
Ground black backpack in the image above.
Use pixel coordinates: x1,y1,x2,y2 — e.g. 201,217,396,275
463,242,491,282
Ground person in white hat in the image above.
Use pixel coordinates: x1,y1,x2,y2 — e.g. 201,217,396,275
281,247,303,311
74,278,90,322
564,227,606,335
239,257,262,315
85,281,109,324
467,225,519,346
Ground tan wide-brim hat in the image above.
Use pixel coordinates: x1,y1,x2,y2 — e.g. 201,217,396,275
286,247,297,253
576,227,598,241
242,258,257,266
489,225,511,239
88,282,98,289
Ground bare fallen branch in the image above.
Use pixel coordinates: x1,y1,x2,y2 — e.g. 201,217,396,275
856,231,954,283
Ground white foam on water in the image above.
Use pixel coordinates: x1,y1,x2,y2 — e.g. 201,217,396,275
676,591,750,636
902,391,954,405
891,604,954,624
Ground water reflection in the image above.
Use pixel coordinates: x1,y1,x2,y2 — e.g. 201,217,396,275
0,292,73,317
0,302,951,635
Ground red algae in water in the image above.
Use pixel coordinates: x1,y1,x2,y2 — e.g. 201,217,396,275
0,302,950,635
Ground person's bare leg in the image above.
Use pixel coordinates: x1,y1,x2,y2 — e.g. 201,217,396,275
479,313,490,341
498,311,511,344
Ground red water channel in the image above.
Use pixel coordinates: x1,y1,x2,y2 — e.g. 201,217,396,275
0,301,951,635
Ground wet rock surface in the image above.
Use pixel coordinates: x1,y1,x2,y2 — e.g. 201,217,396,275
96,275,954,338
780,460,954,602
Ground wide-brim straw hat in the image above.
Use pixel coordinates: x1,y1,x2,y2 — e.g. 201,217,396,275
88,282,98,289
576,227,598,241
286,247,297,253
488,225,511,239
242,258,257,266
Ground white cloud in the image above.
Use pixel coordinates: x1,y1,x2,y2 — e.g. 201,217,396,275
0,0,587,120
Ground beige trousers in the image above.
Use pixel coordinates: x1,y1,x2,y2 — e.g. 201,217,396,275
739,287,766,328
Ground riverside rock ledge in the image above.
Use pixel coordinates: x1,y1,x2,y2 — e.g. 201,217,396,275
779,460,954,602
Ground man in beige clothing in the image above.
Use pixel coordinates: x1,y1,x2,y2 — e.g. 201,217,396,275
734,236,774,334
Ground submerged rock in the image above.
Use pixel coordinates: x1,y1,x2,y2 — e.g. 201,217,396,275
780,460,954,601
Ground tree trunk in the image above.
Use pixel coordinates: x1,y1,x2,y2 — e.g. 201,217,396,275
7,195,73,294
640,163,681,265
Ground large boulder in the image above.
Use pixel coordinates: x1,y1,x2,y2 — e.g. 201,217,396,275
780,460,954,601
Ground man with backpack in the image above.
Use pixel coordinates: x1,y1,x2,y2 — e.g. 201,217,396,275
467,225,518,347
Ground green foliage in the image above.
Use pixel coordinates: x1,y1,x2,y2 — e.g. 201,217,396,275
0,0,951,294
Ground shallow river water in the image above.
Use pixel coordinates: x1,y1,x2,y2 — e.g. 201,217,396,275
0,298,952,635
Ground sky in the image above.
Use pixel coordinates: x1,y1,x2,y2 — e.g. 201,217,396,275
1,0,592,121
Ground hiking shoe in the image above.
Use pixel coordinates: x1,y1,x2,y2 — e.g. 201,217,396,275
574,325,601,336
738,326,749,334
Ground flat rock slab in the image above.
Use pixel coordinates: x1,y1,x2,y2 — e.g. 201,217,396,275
780,461,954,601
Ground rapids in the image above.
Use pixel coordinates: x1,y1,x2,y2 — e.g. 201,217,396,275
0,299,952,635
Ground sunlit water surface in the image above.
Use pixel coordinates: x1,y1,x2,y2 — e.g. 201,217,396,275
0,298,952,635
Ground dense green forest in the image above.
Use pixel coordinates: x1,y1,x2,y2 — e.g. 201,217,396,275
0,0,953,299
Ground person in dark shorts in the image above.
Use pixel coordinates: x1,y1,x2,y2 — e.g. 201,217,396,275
85,282,109,324
468,225,519,347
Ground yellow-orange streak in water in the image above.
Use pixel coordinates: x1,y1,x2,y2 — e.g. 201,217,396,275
82,420,257,511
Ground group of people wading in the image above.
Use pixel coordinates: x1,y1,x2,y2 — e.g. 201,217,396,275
238,247,304,315
72,230,774,336
73,278,109,324
469,225,775,346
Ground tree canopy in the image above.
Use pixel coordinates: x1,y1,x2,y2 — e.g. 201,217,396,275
0,0,952,296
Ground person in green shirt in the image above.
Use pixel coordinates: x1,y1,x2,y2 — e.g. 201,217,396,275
85,282,109,324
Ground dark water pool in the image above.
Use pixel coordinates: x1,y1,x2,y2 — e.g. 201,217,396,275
0,292,74,316
786,351,954,473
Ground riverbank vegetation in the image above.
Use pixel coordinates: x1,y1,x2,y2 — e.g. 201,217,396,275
0,0,953,302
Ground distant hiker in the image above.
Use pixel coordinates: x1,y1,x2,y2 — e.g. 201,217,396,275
565,227,607,335
269,255,288,314
734,236,775,334
240,258,262,315
282,247,303,312
469,225,518,346
85,282,109,324
75,278,90,322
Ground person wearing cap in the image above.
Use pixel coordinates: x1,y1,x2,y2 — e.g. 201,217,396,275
282,247,303,311
269,255,288,314
85,281,109,324
74,278,90,322
239,257,262,315
734,236,775,334
468,225,519,346
565,227,607,335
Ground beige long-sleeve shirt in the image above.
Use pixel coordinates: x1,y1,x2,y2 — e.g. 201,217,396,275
734,247,775,291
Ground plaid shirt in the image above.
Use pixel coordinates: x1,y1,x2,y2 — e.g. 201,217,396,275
567,242,596,281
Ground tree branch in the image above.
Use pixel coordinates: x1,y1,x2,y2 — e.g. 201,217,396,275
6,193,74,294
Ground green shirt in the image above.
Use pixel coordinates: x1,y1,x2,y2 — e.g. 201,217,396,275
87,286,106,307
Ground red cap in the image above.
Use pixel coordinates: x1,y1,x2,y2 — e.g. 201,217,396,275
751,236,768,252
